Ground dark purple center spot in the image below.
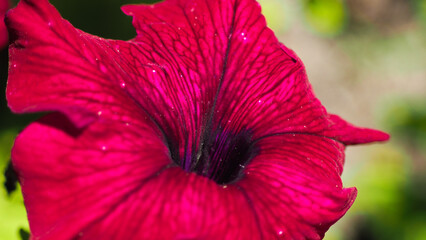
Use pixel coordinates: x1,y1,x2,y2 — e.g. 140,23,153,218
170,127,257,185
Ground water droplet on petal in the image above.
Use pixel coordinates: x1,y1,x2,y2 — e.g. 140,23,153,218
152,70,156,73
120,82,126,88
101,146,106,151
97,111,102,116
278,230,283,236
114,44,120,53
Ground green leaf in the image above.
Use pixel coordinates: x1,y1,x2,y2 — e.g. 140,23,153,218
302,0,347,36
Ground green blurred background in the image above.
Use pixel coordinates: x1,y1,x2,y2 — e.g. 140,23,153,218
1,0,425,239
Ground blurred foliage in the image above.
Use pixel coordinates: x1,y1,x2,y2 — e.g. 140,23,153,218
18,228,29,240
382,99,426,152
302,0,347,36
414,0,426,26
257,0,291,35
2,0,426,239
327,140,425,239
333,100,426,240
0,130,28,240
347,146,426,240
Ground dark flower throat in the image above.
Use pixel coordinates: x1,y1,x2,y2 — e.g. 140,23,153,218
169,127,257,185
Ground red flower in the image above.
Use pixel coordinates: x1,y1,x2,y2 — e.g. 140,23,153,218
6,0,389,239
0,0,10,49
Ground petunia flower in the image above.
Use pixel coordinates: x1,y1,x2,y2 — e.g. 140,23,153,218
6,0,389,239
0,0,10,49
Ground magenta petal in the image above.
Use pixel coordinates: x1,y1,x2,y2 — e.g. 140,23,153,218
12,113,171,238
121,0,299,138
237,135,356,239
6,0,155,128
77,169,262,239
324,114,390,145
0,0,9,49
122,0,387,147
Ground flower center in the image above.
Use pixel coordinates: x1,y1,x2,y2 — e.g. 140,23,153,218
171,128,257,184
